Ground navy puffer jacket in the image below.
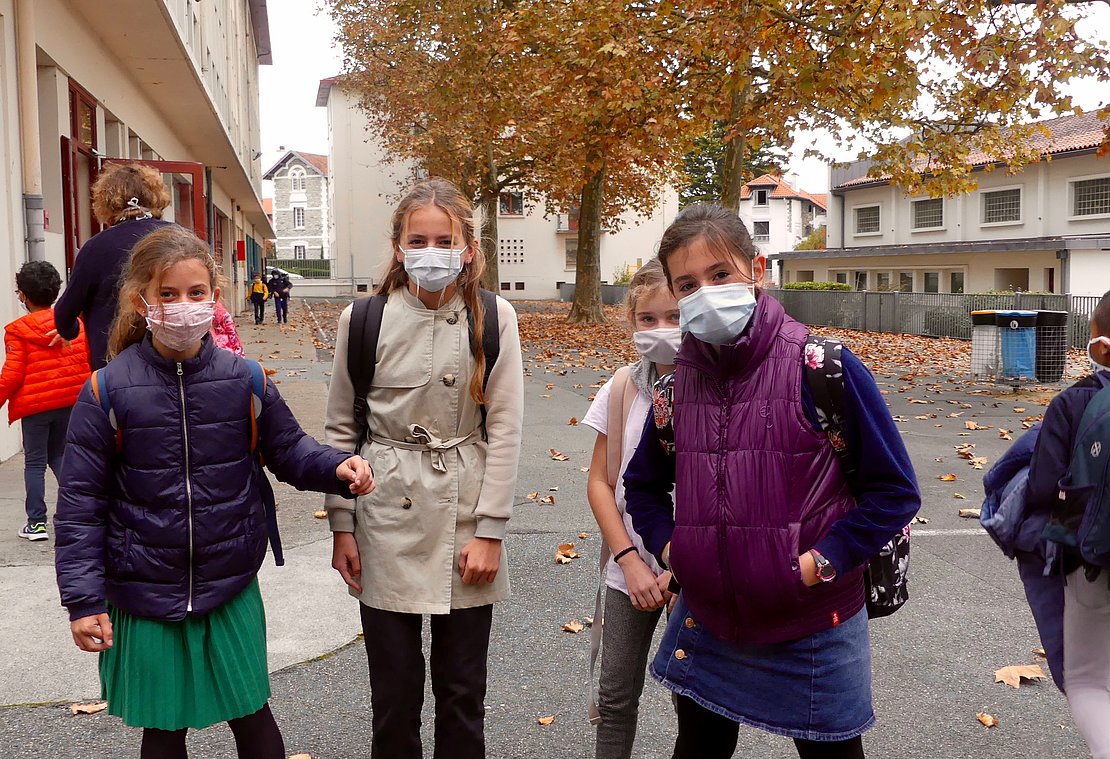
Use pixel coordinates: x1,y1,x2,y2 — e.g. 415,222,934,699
56,335,352,622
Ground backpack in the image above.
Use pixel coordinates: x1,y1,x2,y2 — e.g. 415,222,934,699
89,360,285,566
648,336,910,619
346,289,500,449
1058,373,1110,567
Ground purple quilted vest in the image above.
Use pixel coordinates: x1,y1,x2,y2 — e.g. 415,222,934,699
669,293,864,645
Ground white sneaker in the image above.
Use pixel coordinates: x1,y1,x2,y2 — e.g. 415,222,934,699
17,522,48,541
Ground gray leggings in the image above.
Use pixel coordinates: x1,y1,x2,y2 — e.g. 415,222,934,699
595,587,664,759
1065,569,1110,759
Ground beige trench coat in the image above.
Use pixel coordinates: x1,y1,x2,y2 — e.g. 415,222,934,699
324,288,524,613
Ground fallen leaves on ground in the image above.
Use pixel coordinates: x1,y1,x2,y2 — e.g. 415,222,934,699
999,429,1014,441
539,495,556,505
965,421,993,431
954,493,966,499
562,620,586,634
313,510,327,519
912,516,930,524
939,473,958,482
977,712,1000,728
995,664,1045,689
1034,647,1047,658
263,367,278,377
555,543,580,564
526,491,540,501
568,417,579,426
70,702,107,716
959,508,982,518
550,448,570,462
579,532,590,539
538,715,557,726
579,466,590,473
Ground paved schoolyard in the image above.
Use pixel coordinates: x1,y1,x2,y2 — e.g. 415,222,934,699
0,300,1090,758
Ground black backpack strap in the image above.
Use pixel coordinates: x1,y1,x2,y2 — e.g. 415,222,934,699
467,289,501,435
803,336,855,480
348,295,387,451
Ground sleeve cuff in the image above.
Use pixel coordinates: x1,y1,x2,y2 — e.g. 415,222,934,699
475,516,508,541
813,534,854,575
68,602,107,622
327,505,356,533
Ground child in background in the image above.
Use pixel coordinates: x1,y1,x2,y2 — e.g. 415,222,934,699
582,259,679,759
212,298,246,357
249,273,269,325
1027,289,1110,759
624,203,919,759
0,261,89,541
55,226,374,759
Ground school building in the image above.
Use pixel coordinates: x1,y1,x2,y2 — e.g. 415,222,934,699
0,0,274,459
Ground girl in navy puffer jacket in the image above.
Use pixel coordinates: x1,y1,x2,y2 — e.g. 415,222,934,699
55,226,374,759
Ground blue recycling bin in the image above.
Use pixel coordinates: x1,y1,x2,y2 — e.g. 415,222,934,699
996,311,1037,380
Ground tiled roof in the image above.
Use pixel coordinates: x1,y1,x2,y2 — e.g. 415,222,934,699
300,152,329,175
835,112,1109,189
263,198,273,215
262,150,330,180
739,174,827,210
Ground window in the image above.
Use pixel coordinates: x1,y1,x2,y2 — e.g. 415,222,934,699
753,221,770,242
499,191,525,216
923,272,940,293
499,238,525,266
755,189,769,206
853,271,868,291
1072,177,1110,217
982,188,1022,224
564,239,578,270
877,272,891,291
899,272,913,292
854,205,880,235
515,282,525,291
289,167,306,192
796,270,814,283
293,245,306,260
950,272,965,294
293,206,305,229
994,268,1029,292
500,282,510,291
912,198,944,230
835,272,848,284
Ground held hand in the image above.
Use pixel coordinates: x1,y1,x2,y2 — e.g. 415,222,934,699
331,531,363,594
46,329,72,350
621,554,666,611
798,551,820,587
336,456,375,495
458,537,502,585
70,613,113,652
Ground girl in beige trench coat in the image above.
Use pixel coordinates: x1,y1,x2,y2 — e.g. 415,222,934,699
324,178,524,759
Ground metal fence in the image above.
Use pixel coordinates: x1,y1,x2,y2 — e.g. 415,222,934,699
771,289,1101,350
265,258,336,279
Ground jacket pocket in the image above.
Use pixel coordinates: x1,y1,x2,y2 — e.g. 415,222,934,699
106,528,133,578
726,523,805,617
372,325,433,389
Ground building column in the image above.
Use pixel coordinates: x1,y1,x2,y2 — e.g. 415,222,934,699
14,0,44,261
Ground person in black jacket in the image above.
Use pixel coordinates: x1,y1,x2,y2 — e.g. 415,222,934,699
52,163,172,370
268,269,292,324
55,226,375,758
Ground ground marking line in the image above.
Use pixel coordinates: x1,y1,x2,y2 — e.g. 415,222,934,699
911,528,988,537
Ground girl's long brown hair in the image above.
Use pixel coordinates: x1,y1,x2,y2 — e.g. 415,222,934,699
107,226,221,359
378,178,488,405
656,202,757,284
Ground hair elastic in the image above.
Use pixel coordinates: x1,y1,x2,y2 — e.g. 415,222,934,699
613,545,638,564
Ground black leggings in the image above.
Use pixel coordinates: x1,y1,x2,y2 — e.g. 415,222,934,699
672,696,865,759
139,703,285,759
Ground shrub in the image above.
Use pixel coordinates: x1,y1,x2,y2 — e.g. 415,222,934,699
781,281,852,291
612,264,633,286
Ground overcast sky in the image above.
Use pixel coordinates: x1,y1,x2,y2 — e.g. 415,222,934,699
258,1,1109,199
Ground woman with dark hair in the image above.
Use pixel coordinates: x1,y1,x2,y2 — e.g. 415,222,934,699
53,162,172,369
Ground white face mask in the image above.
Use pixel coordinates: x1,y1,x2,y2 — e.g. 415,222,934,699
633,327,683,365
678,283,757,345
1090,337,1110,373
142,297,216,352
403,246,466,293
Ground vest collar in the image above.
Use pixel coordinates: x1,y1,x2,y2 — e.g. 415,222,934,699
677,292,785,377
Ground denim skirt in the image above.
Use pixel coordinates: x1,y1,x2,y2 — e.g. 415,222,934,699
651,596,874,741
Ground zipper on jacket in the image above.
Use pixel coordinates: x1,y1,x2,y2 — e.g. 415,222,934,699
177,362,195,613
714,377,740,637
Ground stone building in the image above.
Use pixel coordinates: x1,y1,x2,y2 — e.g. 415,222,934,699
263,151,330,262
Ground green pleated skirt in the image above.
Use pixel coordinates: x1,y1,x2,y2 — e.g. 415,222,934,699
99,579,271,730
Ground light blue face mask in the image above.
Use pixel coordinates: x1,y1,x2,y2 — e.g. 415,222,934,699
1090,337,1110,373
678,283,757,345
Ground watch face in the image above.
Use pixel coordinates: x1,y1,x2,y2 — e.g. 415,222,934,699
818,564,837,580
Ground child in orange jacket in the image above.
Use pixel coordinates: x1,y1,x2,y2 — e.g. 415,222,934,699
0,261,90,541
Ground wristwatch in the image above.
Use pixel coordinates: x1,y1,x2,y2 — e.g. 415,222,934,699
810,549,837,583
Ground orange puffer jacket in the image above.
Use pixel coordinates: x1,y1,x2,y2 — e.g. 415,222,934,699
0,309,90,423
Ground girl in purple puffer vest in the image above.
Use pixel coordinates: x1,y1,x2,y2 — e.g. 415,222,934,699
55,226,375,759
624,204,920,759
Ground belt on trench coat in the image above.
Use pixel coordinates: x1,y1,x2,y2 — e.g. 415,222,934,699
370,423,483,473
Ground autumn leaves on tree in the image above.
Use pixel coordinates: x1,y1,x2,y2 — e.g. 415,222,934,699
328,0,1109,325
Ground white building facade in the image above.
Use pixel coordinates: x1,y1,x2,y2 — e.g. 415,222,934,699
738,174,826,268
773,114,1110,296
0,0,273,459
315,78,679,299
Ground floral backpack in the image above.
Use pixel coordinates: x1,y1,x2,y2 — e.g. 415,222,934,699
650,336,910,619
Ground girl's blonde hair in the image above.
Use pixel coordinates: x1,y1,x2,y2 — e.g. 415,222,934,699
624,259,669,322
92,163,171,226
378,178,488,405
107,226,221,359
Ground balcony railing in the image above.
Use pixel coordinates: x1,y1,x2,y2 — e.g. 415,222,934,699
266,258,336,279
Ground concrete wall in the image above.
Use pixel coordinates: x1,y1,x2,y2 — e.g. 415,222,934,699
833,153,1110,249
0,1,24,459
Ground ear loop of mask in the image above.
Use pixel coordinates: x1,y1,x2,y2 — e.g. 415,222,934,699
1090,336,1110,372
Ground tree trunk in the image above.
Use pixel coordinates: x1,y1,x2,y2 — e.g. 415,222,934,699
567,161,607,325
478,146,500,290
719,70,752,212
